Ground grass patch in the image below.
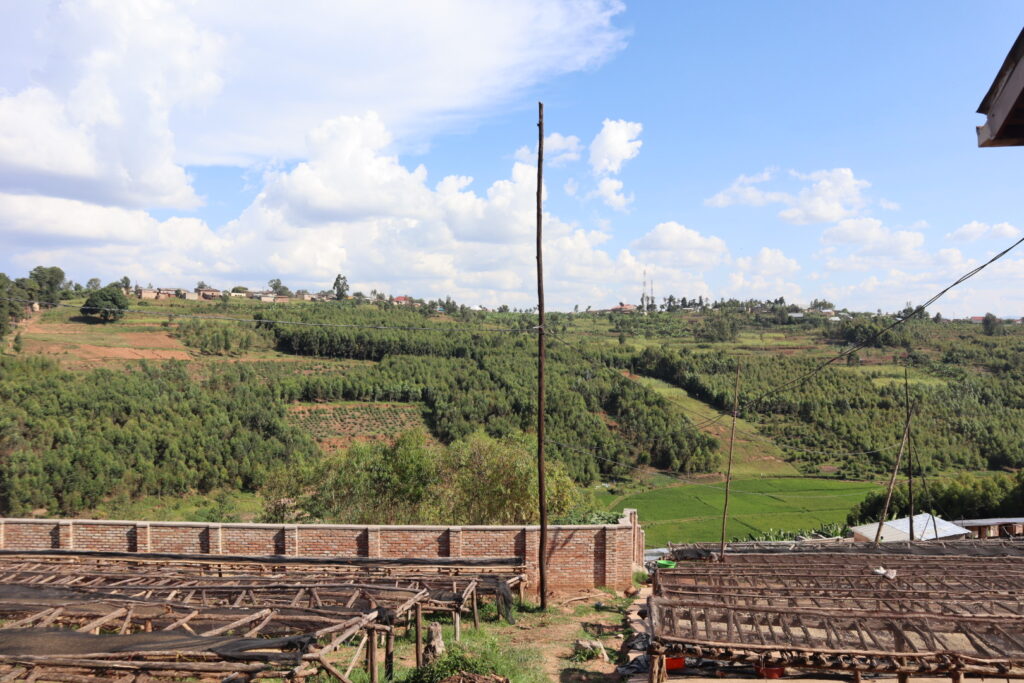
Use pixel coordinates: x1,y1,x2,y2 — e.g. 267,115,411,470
608,476,880,546
630,376,799,476
85,490,264,523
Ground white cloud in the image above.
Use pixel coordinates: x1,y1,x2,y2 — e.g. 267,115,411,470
1,0,627,210
726,247,800,300
165,1,628,165
879,198,901,210
588,119,643,175
736,247,800,277
0,0,222,208
706,167,871,225
704,167,788,208
515,132,583,167
564,178,579,197
591,177,633,210
945,220,1020,242
5,109,690,310
629,222,728,268
821,217,926,270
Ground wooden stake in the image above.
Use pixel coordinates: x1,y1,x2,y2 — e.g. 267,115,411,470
384,630,394,681
535,100,549,610
367,630,378,683
414,602,423,668
719,361,742,558
874,411,913,547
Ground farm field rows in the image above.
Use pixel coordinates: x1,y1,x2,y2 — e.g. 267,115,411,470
287,401,430,450
604,476,881,546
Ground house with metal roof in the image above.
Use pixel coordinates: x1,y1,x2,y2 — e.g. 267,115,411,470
849,513,970,542
954,517,1024,539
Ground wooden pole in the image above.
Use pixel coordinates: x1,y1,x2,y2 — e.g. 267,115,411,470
414,603,423,668
904,367,915,541
367,630,378,683
535,100,549,610
874,411,913,547
384,630,394,681
719,361,742,558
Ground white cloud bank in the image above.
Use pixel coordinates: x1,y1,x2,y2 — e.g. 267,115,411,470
945,221,1020,242
6,112,727,309
0,0,628,209
706,167,870,225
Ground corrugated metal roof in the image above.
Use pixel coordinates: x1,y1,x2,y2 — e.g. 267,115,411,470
955,517,1024,527
850,514,969,542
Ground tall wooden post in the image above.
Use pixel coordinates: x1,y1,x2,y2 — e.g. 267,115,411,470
904,367,915,540
536,101,549,610
875,412,913,547
719,361,741,558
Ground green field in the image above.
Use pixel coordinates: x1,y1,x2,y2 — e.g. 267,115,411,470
631,375,798,476
605,476,881,546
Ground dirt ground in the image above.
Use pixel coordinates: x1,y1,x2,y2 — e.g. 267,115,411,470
16,315,191,366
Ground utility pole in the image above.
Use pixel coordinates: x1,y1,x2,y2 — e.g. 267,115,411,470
719,361,742,559
904,367,915,540
535,101,549,610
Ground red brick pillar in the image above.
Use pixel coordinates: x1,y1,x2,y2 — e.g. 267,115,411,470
366,526,381,557
603,525,623,589
208,524,223,554
135,522,151,552
448,527,462,558
524,527,540,595
285,525,299,556
58,521,74,549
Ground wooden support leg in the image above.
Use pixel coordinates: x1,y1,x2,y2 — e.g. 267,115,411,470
415,603,424,669
649,653,667,683
384,629,395,681
897,674,909,683
367,630,378,683
517,581,525,603
454,609,461,643
472,590,479,629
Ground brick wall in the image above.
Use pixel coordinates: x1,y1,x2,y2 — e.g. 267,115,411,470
0,510,643,593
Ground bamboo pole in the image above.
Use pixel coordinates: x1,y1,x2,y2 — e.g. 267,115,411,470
719,361,742,558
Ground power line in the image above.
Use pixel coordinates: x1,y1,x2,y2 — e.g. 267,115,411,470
741,233,1024,410
0,297,531,334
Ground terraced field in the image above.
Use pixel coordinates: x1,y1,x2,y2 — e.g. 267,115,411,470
288,401,430,450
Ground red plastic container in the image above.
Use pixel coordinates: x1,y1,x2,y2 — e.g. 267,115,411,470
755,665,786,678
666,656,686,671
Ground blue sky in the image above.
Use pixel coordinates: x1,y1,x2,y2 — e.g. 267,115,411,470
2,1,1023,315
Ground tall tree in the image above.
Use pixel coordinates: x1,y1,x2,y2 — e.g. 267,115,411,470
982,312,1004,336
80,285,130,322
29,266,65,306
333,274,349,300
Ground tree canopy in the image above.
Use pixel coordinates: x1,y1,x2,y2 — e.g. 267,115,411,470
81,285,130,321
